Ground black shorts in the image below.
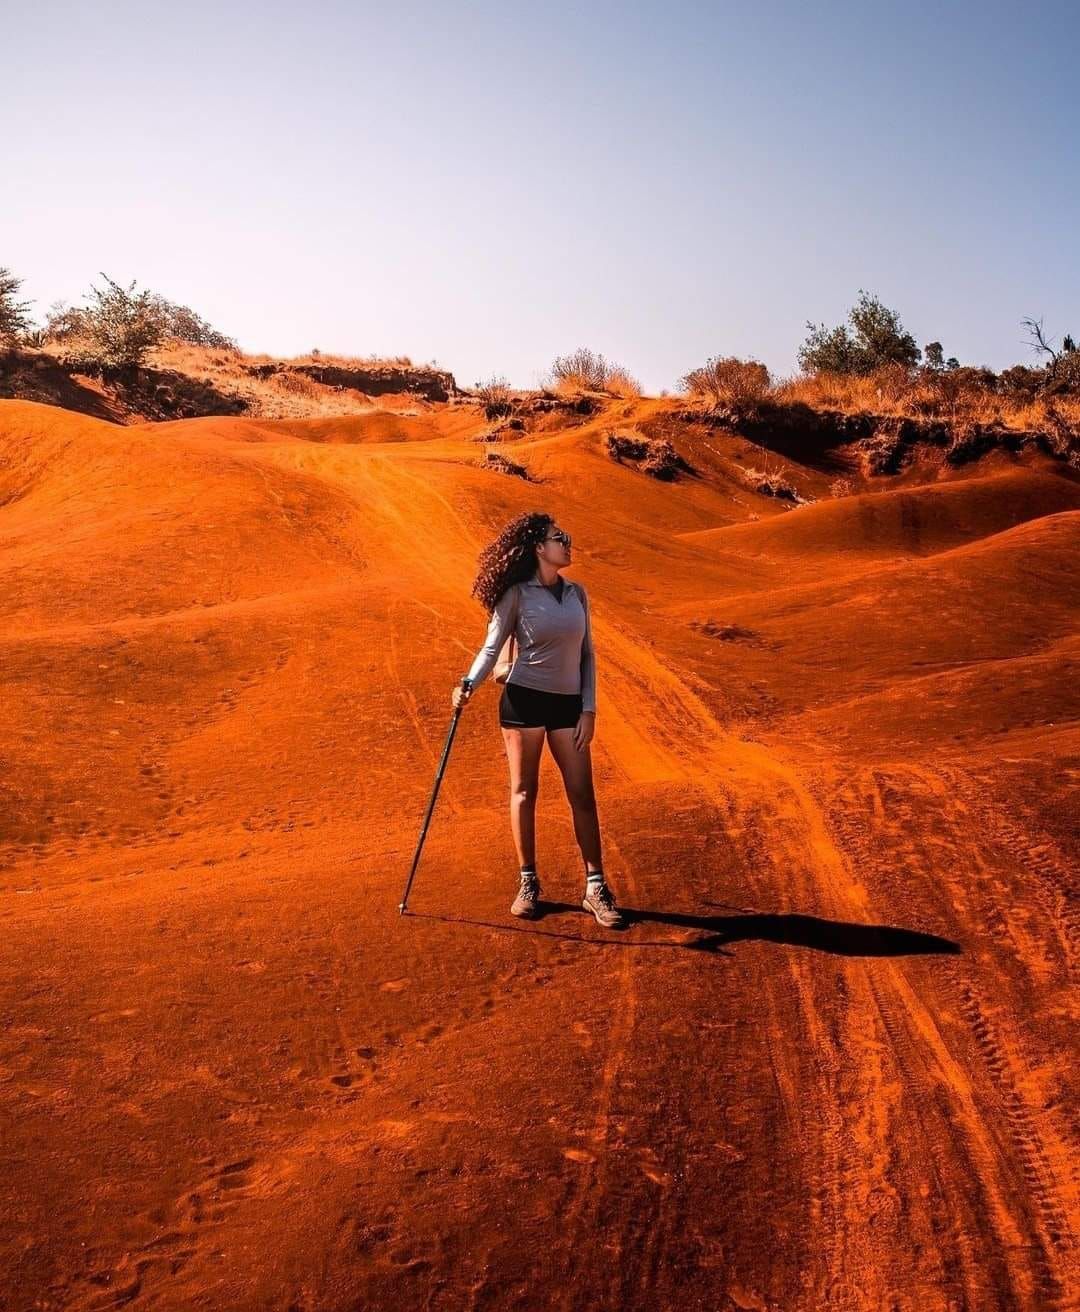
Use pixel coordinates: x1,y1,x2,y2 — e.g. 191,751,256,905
499,680,583,730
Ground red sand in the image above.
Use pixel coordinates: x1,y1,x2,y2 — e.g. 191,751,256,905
1,397,1077,1310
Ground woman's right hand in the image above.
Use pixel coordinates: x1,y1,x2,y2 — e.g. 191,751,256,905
451,683,473,710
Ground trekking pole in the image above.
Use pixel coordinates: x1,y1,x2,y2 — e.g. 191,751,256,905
398,676,473,915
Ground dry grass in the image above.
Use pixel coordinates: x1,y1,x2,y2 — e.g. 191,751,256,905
269,371,322,398
127,342,442,419
246,350,416,369
148,343,419,377
772,366,1080,432
671,354,1080,438
146,341,243,371
12,337,457,422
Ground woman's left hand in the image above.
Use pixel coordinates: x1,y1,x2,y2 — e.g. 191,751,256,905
573,711,596,752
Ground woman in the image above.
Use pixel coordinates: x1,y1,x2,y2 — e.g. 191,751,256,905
452,511,627,929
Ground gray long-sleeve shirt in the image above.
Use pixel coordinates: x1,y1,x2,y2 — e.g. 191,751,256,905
464,572,596,712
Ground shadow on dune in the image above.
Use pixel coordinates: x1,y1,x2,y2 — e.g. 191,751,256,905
407,903,962,958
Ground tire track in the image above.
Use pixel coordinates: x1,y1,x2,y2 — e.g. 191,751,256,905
814,764,1077,1308
946,967,1076,1252
551,601,1080,1309
939,764,1078,982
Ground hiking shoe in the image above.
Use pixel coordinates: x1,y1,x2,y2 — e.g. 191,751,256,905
582,880,627,929
511,873,542,919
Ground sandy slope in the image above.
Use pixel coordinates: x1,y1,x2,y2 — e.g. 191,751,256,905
0,397,1077,1311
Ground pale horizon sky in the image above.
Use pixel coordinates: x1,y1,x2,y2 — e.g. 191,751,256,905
3,0,1077,394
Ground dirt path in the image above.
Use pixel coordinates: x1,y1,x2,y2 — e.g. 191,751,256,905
1,400,1076,1310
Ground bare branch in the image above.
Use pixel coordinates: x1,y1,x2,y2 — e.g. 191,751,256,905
1020,315,1059,363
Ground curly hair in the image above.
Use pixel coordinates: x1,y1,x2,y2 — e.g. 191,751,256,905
470,510,555,612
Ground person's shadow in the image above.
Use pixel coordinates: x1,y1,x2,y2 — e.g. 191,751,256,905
410,899,962,958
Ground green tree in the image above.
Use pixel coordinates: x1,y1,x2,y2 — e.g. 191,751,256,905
922,341,960,371
799,289,921,375
80,273,165,368
0,267,34,340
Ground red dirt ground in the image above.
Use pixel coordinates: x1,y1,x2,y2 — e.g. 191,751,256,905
1,396,1077,1311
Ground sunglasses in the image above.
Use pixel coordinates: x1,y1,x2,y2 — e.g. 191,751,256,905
543,530,572,547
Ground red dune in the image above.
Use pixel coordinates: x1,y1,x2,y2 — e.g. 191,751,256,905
679,466,1080,560
1,396,1077,1310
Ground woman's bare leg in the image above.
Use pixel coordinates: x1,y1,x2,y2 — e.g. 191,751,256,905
500,724,547,868
545,727,602,871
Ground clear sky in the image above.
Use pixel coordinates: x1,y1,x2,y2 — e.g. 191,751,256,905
3,0,1077,394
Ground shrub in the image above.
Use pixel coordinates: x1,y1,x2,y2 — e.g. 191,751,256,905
474,374,513,420
0,268,34,340
42,301,88,341
147,294,236,349
603,431,649,461
915,365,999,417
945,365,998,392
604,366,642,398
639,439,683,480
740,466,806,502
472,418,525,442
603,430,689,480
999,364,1044,398
483,450,531,480
1045,350,1080,395
60,274,165,369
42,278,234,366
799,289,921,376
548,347,637,396
679,355,771,411
550,347,608,391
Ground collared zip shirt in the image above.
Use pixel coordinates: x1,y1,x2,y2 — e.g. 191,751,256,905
464,571,596,712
